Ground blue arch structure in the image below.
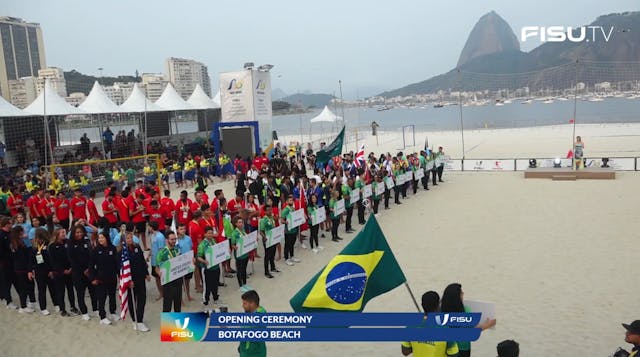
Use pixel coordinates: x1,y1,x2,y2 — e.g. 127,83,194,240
211,121,261,161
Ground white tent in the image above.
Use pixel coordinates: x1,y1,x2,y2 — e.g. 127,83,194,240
0,94,28,117
24,80,85,116
120,83,163,112
156,82,196,111
310,106,341,123
187,84,219,110
212,90,221,108
78,81,122,114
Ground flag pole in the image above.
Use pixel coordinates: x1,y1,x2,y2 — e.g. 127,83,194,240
131,287,139,334
404,282,422,313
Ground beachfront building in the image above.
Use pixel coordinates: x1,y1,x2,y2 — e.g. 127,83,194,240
36,67,67,97
141,73,169,101
165,57,212,99
7,76,37,108
0,17,47,101
103,82,136,105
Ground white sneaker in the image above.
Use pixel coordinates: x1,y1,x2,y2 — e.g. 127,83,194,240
41,309,50,316
18,307,34,313
137,322,150,332
301,243,308,249
6,302,17,310
291,257,301,263
133,322,138,331
100,318,112,325
81,314,90,321
312,248,319,253
109,313,120,321
285,259,294,266
54,305,60,313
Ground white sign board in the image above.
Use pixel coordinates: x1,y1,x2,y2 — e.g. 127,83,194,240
286,208,306,229
310,207,326,226
219,70,254,123
384,176,395,189
415,169,425,180
236,231,258,256
464,300,496,329
159,250,195,285
363,184,372,198
334,199,345,215
350,188,360,204
266,225,284,248
205,239,231,267
374,182,385,196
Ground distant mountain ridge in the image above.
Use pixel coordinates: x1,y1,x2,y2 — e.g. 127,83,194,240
457,11,520,67
381,11,640,97
281,93,335,108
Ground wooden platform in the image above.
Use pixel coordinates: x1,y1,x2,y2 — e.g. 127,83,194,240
524,167,615,180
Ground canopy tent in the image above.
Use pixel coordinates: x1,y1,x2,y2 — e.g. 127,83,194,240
212,90,221,108
24,80,85,116
187,84,219,110
310,106,342,123
155,82,196,111
119,83,163,112
0,94,29,117
78,81,122,114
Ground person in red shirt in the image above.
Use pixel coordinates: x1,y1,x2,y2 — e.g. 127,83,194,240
69,189,87,222
103,182,116,199
102,191,118,229
227,192,245,221
160,189,175,229
130,193,148,250
39,190,56,227
134,180,145,199
147,200,166,232
54,192,71,230
192,191,206,212
87,190,100,225
7,187,24,216
27,188,44,220
116,190,131,224
188,210,205,295
175,190,193,226
210,189,224,216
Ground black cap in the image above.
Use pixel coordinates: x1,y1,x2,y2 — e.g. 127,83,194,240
623,320,640,334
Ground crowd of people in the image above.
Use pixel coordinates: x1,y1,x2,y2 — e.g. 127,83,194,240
1,140,636,357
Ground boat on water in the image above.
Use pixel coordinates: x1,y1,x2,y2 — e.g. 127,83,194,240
521,99,533,104
556,97,569,101
503,99,512,104
543,99,554,104
376,106,392,111
588,97,604,102
495,102,504,107
433,103,444,108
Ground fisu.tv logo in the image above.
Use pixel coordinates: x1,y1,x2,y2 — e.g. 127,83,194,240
521,26,614,43
227,79,244,90
161,312,208,342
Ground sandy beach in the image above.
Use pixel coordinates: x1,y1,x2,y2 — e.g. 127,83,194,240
1,123,639,356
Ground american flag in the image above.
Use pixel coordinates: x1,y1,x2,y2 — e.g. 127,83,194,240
119,246,132,320
354,144,366,168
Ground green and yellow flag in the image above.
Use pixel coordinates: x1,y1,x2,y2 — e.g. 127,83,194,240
289,215,406,312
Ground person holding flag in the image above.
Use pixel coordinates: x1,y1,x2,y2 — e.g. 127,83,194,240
117,226,150,332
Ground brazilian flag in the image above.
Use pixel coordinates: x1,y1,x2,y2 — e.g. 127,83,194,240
289,215,406,312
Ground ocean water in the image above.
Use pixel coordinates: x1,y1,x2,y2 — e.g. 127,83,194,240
272,97,640,135
57,98,640,145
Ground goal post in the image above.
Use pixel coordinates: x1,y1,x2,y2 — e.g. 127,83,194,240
46,154,161,196
398,125,416,150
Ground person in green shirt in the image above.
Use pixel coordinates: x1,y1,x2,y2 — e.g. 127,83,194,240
355,171,366,225
372,174,383,215
125,167,136,189
307,194,322,253
196,226,220,310
230,217,250,289
155,231,183,312
258,205,279,278
279,195,301,266
341,178,355,233
238,290,267,357
328,190,342,242
419,151,430,191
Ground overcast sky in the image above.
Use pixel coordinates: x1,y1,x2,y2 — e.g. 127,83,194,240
4,0,638,98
